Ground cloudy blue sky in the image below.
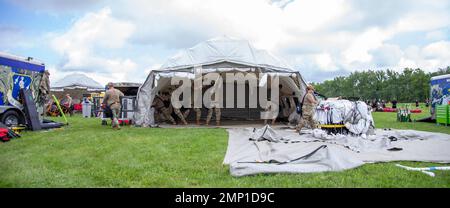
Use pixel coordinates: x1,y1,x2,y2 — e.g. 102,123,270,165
1,0,449,84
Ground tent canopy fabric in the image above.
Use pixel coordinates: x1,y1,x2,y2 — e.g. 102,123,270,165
51,73,104,91
134,37,308,127
160,36,293,72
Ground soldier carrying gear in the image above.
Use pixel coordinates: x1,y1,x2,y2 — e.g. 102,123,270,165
103,82,125,129
171,81,203,125
152,92,176,125
182,98,202,125
170,85,189,125
296,84,319,132
173,107,188,125
174,103,202,125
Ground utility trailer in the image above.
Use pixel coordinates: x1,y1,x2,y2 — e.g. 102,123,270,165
0,52,45,126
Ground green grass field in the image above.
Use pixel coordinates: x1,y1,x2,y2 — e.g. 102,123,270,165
0,103,449,187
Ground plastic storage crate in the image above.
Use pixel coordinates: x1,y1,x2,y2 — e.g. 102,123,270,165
436,105,449,125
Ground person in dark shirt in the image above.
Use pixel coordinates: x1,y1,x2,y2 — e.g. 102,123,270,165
392,100,397,109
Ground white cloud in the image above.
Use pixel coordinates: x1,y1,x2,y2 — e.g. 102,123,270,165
50,7,137,84
315,52,337,71
9,0,102,12
369,44,404,68
422,41,450,59
282,0,350,32
398,41,450,71
29,0,450,83
46,65,64,83
395,11,450,33
426,30,446,41
343,27,392,65
52,7,133,51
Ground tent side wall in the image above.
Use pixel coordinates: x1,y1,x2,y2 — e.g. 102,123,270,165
134,72,156,126
295,71,307,99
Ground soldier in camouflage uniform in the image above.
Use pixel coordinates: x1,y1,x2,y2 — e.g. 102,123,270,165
168,86,190,125
206,107,221,126
103,82,125,129
168,81,203,125
183,98,202,125
177,102,202,125
152,92,176,125
191,80,203,125
263,100,277,125
173,107,188,125
193,108,202,125
296,85,318,132
205,81,221,126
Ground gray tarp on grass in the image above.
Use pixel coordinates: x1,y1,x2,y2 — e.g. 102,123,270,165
224,126,450,177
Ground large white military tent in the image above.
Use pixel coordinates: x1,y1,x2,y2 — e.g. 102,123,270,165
134,36,308,127
51,73,104,102
51,73,104,91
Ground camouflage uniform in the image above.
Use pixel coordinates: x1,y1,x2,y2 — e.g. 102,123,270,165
206,107,221,125
206,92,221,125
296,93,318,131
170,86,198,125
180,107,202,124
187,96,202,124
152,95,176,124
191,86,202,124
103,88,124,129
263,101,277,125
194,108,201,123
174,95,202,124
173,107,188,125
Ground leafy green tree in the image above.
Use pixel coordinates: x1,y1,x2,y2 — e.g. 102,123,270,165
313,67,450,102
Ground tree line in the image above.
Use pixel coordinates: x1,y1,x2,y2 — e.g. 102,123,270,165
313,66,450,102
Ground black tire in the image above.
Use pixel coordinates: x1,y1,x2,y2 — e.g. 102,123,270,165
1,110,24,127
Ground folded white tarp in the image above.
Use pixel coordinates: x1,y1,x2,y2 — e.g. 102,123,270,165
224,126,450,177
315,100,375,135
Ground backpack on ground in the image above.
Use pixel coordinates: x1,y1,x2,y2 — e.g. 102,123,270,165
0,128,10,142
